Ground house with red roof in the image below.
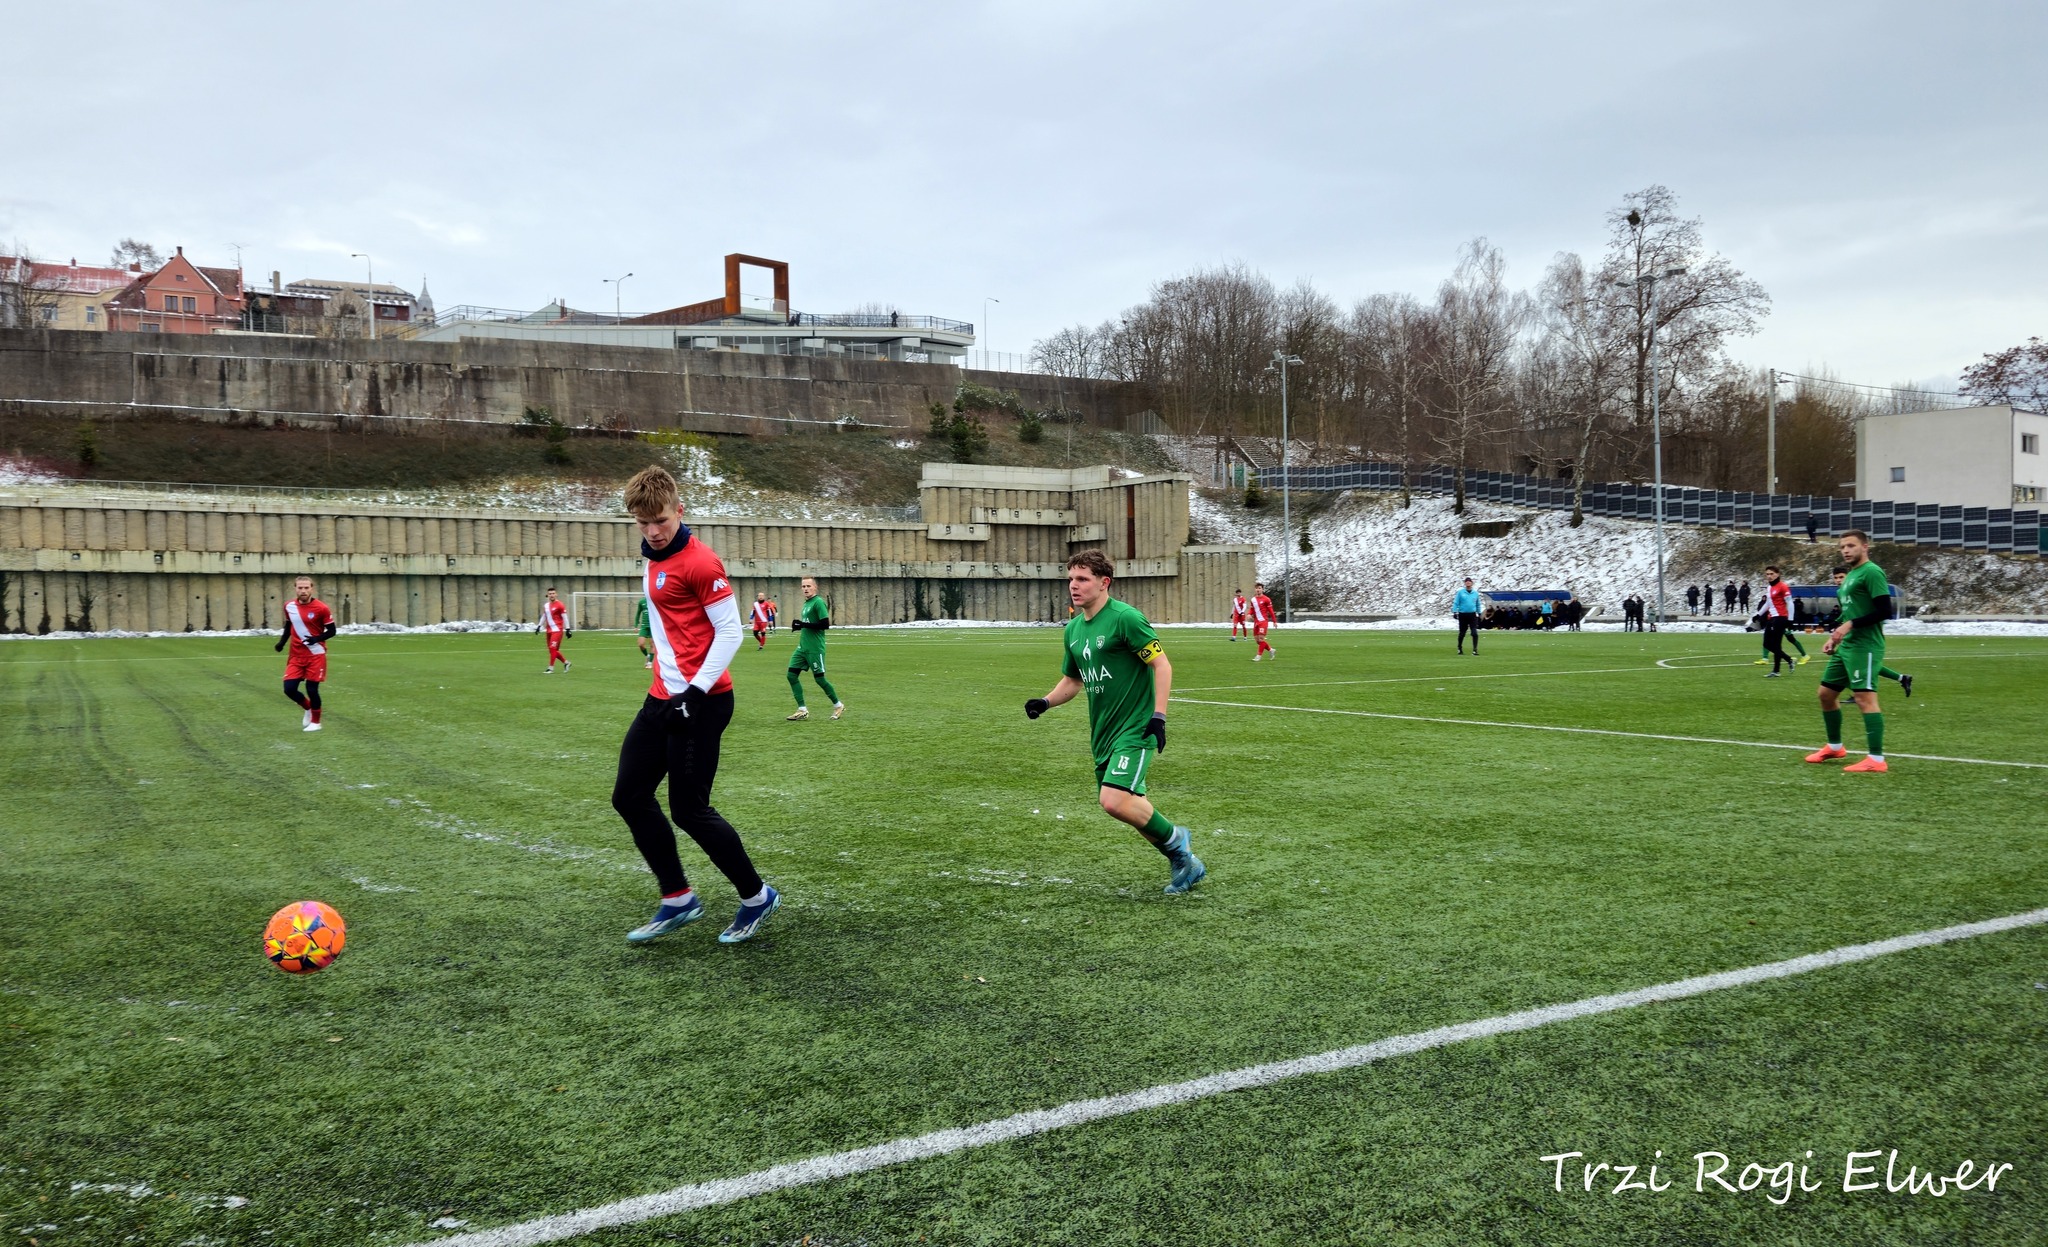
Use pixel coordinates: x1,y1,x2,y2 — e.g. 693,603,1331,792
103,247,246,334
0,256,141,331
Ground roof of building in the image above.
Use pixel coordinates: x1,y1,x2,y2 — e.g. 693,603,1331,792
0,256,142,296
287,278,417,298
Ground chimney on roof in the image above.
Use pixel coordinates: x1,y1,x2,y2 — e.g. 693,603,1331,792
272,271,281,292
70,258,77,267
176,246,183,257
130,263,141,272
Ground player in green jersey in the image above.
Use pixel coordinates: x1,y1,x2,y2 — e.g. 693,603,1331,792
1829,566,1912,694
1024,550,1206,895
1807,531,1895,773
634,595,653,669
785,576,844,721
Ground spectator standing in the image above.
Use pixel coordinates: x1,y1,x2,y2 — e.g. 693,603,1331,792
1739,581,1752,612
1686,584,1701,614
1806,512,1819,543
1724,582,1738,613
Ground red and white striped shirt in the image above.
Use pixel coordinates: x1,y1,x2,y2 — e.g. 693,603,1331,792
541,599,568,634
1231,595,1248,619
1250,594,1275,624
285,598,332,657
645,533,737,698
750,600,773,630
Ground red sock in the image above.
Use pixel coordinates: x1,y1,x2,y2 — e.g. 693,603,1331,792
311,707,323,724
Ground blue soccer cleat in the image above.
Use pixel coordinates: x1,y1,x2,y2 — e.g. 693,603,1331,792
719,884,781,944
626,893,704,943
1162,827,1206,895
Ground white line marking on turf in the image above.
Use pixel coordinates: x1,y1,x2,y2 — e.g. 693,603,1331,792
407,906,2048,1247
1170,697,2048,770
1182,660,1735,692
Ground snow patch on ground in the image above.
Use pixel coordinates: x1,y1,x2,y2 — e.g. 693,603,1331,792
0,455,67,487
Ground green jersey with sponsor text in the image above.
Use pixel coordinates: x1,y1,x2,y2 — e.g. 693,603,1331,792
1836,560,1889,633
1061,597,1164,766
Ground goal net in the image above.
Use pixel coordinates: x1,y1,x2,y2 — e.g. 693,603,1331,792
569,592,646,632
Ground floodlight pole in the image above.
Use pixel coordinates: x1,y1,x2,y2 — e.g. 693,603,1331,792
1267,350,1304,621
605,272,633,323
1766,368,1785,492
1617,266,1685,625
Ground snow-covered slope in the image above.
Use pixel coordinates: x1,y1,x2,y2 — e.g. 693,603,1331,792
1189,487,2048,617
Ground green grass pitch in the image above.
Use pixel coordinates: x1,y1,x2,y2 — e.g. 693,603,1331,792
3,623,2045,1245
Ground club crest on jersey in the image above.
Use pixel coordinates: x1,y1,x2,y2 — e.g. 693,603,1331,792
655,572,668,589
712,577,728,592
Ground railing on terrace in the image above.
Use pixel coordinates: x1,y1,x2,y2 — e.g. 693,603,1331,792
1253,460,2046,558
412,305,975,336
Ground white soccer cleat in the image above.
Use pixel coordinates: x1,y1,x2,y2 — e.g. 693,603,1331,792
786,707,809,721
303,721,323,733
563,660,571,670
1251,654,1261,662
831,702,845,720
301,709,311,728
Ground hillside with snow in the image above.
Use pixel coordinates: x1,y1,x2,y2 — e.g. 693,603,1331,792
1187,487,2048,617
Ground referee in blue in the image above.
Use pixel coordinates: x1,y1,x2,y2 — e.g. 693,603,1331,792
1454,578,1482,655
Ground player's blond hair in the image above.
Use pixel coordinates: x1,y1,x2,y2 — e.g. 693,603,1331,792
623,465,680,518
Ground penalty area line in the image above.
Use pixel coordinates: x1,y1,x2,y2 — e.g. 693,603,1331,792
408,906,2048,1247
1171,696,2048,770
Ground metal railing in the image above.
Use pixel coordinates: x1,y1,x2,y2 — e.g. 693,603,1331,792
1252,460,2046,557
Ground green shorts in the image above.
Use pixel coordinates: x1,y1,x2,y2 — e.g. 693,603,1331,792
788,650,826,676
637,622,653,639
1821,638,1886,692
1095,740,1156,796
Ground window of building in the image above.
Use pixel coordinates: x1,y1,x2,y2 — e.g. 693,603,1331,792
182,296,196,313
40,306,57,323
85,306,98,325
1889,467,1905,483
140,322,161,332
2025,433,2041,455
164,293,179,311
2018,485,2044,504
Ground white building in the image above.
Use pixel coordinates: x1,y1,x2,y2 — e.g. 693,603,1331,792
1856,405,2048,509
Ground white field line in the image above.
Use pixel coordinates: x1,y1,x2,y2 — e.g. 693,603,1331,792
410,906,2048,1247
1180,650,2045,693
1171,696,2048,770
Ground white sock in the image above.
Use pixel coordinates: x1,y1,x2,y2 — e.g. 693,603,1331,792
661,889,695,909
742,886,770,906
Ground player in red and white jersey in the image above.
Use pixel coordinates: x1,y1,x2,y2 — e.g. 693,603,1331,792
1752,564,1799,677
749,592,774,650
1249,582,1276,662
1230,589,1249,641
538,587,571,673
613,465,780,947
274,575,335,732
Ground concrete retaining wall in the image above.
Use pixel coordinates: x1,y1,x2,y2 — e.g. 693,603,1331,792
0,464,1255,633
0,329,1159,437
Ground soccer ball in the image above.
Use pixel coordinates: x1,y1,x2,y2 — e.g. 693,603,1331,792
264,901,346,974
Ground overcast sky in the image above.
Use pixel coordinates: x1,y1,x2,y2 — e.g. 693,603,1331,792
6,1,2041,388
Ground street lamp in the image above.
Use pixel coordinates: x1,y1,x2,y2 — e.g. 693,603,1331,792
1263,350,1304,622
983,297,999,369
1614,265,1686,627
604,271,633,323
350,253,375,340
1766,368,1790,492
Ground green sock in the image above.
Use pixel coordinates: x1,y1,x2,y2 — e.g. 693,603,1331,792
1787,633,1807,656
814,674,840,705
1880,667,1902,682
1823,709,1843,746
1865,712,1884,757
1142,810,1179,853
786,669,806,708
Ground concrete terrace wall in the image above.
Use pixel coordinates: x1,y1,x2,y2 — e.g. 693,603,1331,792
0,465,1254,634
0,328,1159,436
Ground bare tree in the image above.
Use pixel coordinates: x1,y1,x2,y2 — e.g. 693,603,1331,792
1,247,63,329
1601,186,1770,469
1424,239,1529,513
109,238,162,270
1031,322,1112,378
1347,292,1430,506
1535,251,1630,524
1960,337,2048,410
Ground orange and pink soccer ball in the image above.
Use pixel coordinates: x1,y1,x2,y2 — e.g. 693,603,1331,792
263,901,346,974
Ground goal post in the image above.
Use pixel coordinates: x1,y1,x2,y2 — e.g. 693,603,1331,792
569,592,646,632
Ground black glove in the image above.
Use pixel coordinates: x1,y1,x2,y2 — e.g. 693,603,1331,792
1141,713,1167,754
1024,698,1049,720
666,684,709,727
274,639,285,653
564,630,573,641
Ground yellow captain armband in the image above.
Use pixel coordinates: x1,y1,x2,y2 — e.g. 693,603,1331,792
1136,640,1164,664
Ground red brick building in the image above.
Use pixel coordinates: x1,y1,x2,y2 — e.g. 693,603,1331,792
103,247,245,334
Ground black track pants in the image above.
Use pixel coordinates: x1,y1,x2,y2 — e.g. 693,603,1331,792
611,692,764,898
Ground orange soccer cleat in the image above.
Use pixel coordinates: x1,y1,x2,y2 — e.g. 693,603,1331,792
1804,746,1848,764
1842,756,1889,774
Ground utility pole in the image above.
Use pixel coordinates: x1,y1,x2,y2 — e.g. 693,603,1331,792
351,253,375,341
605,271,633,323
1766,367,1777,494
1265,350,1304,621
